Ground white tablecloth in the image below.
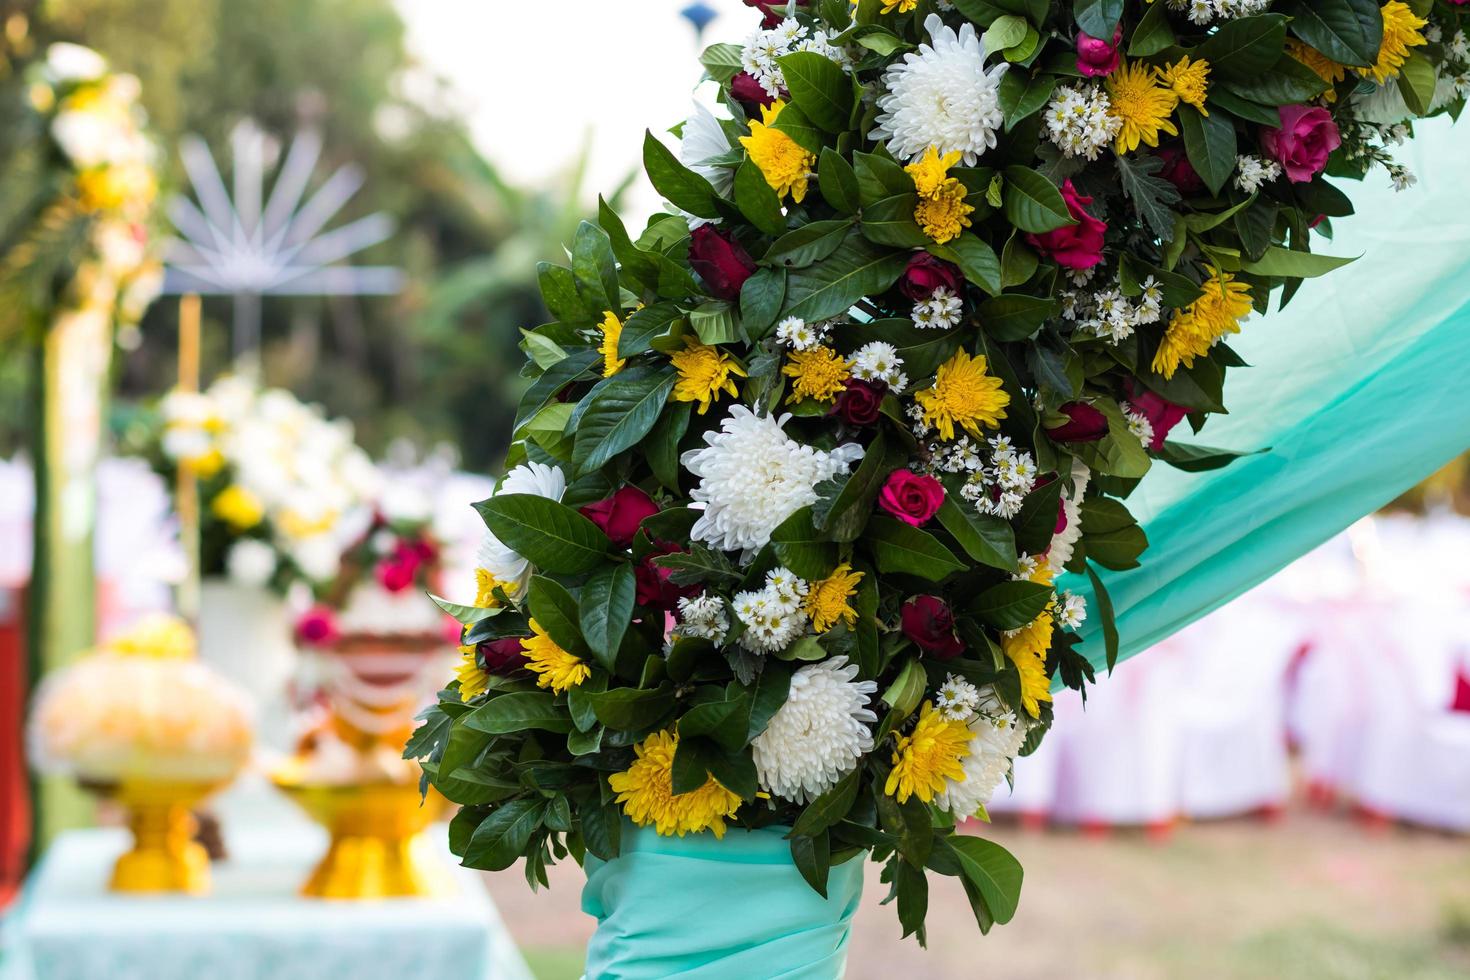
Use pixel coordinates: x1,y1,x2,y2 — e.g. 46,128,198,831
3,826,531,980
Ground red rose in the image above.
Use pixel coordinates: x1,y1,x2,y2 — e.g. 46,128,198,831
295,606,340,648
1025,180,1107,270
898,252,962,301
636,540,700,610
689,225,757,300
730,71,777,109
580,486,660,549
1261,105,1341,183
1126,384,1188,451
1075,26,1122,78
1045,401,1109,443
878,469,945,527
832,379,886,427
1158,145,1204,194
743,0,807,27
901,595,965,660
478,636,529,675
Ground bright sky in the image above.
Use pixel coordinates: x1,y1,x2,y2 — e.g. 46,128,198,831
395,0,759,216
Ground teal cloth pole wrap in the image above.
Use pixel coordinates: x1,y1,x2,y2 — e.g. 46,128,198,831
1063,116,1470,677
581,825,863,979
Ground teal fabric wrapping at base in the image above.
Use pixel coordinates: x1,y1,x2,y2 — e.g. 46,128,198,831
1063,116,1470,677
581,825,864,980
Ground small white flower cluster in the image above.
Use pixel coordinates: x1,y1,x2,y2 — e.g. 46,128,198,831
1234,154,1283,194
935,673,982,722
1062,273,1164,344
1054,591,1088,630
912,286,964,330
1168,0,1271,25
741,18,845,98
733,566,810,653
1387,162,1418,192
775,316,831,351
1451,29,1470,62
850,340,910,392
929,434,1039,519
1043,84,1121,161
1125,407,1155,448
676,593,730,644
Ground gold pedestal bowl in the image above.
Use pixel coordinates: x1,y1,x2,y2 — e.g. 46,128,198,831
92,778,227,894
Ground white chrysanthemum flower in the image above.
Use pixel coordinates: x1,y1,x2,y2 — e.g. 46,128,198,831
682,406,863,552
226,539,277,587
850,341,908,392
870,14,1008,165
476,460,567,599
676,593,730,643
1047,460,1091,575
936,705,1028,817
680,100,735,198
936,673,982,721
1234,154,1282,194
753,656,878,802
1056,591,1088,630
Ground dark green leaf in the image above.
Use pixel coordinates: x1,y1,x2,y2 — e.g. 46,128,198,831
734,159,788,235
571,220,620,314
1013,475,1064,556
1115,153,1180,242
1280,0,1382,68
1128,0,1176,56
770,506,839,580
945,835,1024,924
789,767,862,838
782,230,910,324
1085,562,1120,671
819,147,860,215
997,72,1057,131
979,294,1056,342
791,832,832,898
1002,166,1074,233
475,494,611,575
861,194,929,248
580,564,637,670
528,575,589,657
740,266,788,340
463,799,546,871
589,684,676,731
572,370,679,476
764,219,855,269
1196,14,1289,81
1179,106,1237,196
462,692,573,735
936,497,1018,571
968,581,1054,630
928,232,1003,296
778,51,855,133
643,131,721,218
866,517,968,581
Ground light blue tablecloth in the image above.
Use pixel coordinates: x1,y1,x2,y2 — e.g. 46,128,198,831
0,824,531,980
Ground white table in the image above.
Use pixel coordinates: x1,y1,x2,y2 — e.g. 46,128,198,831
3,826,531,980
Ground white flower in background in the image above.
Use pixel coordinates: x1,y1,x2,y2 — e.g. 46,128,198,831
753,656,878,802
1044,84,1121,161
1047,460,1091,575
871,14,1008,165
291,533,342,583
936,699,1028,817
43,43,108,83
679,100,735,199
775,316,828,351
1125,408,1155,448
475,460,567,599
676,593,730,643
850,341,909,392
159,390,220,464
936,674,982,721
1234,154,1282,194
683,406,863,552
1056,591,1088,630
225,539,277,587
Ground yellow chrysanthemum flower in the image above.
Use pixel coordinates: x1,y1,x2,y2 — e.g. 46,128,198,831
886,701,974,804
1106,60,1180,153
598,310,626,377
474,567,508,608
110,614,197,660
1003,620,1054,719
905,145,961,198
1286,40,1347,103
739,100,815,203
1156,57,1211,115
670,337,746,414
609,729,743,837
914,349,1010,441
1151,268,1253,379
520,617,591,694
782,346,851,404
211,484,265,531
878,0,919,12
905,145,974,244
454,645,491,702
803,563,865,633
1360,1,1427,85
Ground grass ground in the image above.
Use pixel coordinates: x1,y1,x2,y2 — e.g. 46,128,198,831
486,800,1470,980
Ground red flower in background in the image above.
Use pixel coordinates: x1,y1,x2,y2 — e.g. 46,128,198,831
1045,402,1109,443
901,595,965,660
1025,180,1107,270
688,225,757,300
879,470,945,526
636,541,700,610
1158,146,1204,194
898,252,962,301
730,71,778,109
580,486,660,549
295,606,340,648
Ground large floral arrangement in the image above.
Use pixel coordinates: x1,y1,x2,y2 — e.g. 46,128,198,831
411,0,1462,939
151,375,381,591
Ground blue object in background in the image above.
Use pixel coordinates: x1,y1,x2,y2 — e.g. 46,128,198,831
680,2,719,39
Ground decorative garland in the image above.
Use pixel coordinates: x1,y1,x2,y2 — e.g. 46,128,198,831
412,0,1464,939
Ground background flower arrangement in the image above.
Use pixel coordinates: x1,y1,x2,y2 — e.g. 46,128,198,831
408,0,1463,940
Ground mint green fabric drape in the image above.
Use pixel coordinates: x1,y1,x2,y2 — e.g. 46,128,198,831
581,825,863,979
1064,116,1470,676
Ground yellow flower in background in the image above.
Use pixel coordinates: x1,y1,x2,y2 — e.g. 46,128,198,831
906,145,974,244
1286,40,1347,102
211,484,265,531
75,161,156,213
188,448,226,479
108,614,196,660
1361,1,1427,84
670,337,746,414
1151,268,1253,379
454,645,491,702
782,345,851,404
739,100,815,203
886,701,974,804
1106,60,1180,153
1004,625,1054,719
804,563,865,633
598,310,626,377
1157,57,1211,115
277,507,338,539
521,618,590,694
610,730,742,837
474,568,508,608
914,349,1010,440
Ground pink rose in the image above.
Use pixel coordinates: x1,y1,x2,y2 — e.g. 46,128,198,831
1025,180,1107,270
898,252,963,301
1126,384,1189,451
878,470,945,527
295,606,340,648
1045,401,1109,443
1076,26,1123,78
580,486,660,549
1261,105,1341,183
901,595,965,660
